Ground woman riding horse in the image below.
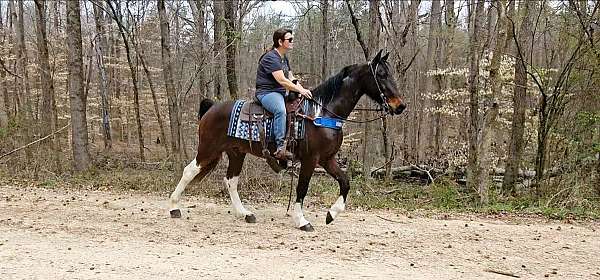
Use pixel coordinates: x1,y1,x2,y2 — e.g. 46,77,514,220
255,28,313,160
168,48,406,231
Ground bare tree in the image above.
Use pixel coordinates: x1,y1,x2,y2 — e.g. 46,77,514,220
320,0,329,80
425,0,441,158
466,0,486,203
345,0,368,61
92,1,112,150
16,0,31,120
138,47,168,153
362,0,381,179
188,0,207,103
106,0,146,162
0,1,11,126
476,0,509,201
212,0,225,100
66,0,92,171
224,0,239,100
158,0,183,170
503,0,535,195
34,0,61,171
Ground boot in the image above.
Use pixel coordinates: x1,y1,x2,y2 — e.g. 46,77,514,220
273,146,293,160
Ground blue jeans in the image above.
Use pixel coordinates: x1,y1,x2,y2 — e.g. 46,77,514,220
257,92,286,148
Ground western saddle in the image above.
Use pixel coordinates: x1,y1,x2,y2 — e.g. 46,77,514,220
240,89,305,172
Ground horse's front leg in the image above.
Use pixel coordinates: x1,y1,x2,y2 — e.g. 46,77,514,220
320,157,350,225
293,157,318,232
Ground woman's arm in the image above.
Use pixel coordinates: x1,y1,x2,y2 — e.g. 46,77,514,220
273,70,312,98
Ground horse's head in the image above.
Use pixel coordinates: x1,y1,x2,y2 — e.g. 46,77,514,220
361,50,406,115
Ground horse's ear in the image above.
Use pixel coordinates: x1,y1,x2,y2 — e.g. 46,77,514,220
371,49,383,64
381,51,390,62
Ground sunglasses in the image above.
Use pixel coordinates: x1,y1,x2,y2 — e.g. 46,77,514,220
283,37,294,43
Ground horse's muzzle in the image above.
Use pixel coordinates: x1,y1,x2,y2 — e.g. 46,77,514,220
393,103,406,115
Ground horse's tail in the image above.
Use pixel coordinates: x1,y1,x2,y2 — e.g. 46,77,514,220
198,98,215,120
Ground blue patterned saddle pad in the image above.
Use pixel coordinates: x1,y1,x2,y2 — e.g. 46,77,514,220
227,100,306,142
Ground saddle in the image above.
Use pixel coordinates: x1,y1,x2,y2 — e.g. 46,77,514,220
241,89,304,172
240,90,304,122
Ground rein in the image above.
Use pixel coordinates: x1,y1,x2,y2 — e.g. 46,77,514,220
307,98,387,124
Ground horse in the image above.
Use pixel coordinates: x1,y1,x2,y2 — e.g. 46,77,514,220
168,50,406,231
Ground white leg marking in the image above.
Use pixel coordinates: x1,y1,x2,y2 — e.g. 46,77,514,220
292,202,310,228
328,196,346,220
225,176,253,217
169,159,200,210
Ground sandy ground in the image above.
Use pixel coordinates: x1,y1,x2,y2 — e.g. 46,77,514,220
0,184,599,280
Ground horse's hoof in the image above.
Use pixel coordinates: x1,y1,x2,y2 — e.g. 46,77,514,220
326,212,334,224
170,209,182,218
245,214,257,223
299,223,314,232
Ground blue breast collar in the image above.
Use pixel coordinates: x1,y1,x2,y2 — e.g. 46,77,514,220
313,116,344,130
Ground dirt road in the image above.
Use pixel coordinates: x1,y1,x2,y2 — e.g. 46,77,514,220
1,184,598,279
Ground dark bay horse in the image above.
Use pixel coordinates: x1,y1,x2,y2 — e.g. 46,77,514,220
168,50,406,231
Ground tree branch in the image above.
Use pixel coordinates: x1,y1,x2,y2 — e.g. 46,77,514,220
0,123,70,161
344,0,369,60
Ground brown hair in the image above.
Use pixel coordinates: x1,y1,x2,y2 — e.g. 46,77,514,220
272,28,292,49
259,28,293,62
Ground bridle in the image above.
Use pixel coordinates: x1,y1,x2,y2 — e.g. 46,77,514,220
368,61,392,114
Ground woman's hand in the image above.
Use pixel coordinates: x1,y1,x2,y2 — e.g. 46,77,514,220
299,88,312,99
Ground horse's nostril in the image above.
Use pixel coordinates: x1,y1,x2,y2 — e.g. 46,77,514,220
396,104,406,114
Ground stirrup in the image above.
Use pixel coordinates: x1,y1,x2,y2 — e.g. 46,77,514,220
273,147,293,160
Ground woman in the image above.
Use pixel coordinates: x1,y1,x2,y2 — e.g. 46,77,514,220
255,28,312,160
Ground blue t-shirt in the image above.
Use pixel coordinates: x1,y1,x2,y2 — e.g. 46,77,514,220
255,49,291,95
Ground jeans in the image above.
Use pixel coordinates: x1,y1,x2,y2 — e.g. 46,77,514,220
257,92,286,148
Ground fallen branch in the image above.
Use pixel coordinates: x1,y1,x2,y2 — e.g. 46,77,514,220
410,164,435,184
384,188,402,195
0,122,70,161
376,215,406,224
484,269,520,278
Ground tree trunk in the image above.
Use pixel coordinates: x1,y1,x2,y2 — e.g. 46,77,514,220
0,0,10,125
189,0,207,103
158,0,183,171
345,0,369,61
224,0,239,100
444,0,456,66
466,0,486,204
34,0,61,171
107,1,145,162
426,0,441,158
477,0,509,201
110,16,123,141
93,1,112,150
138,48,168,153
320,0,329,80
212,0,225,100
405,0,419,162
66,0,92,171
503,0,533,195
8,0,19,115
361,0,380,179
16,0,34,163
503,1,516,66
16,0,31,118
345,0,371,178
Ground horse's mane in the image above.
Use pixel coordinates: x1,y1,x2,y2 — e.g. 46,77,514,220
311,64,358,106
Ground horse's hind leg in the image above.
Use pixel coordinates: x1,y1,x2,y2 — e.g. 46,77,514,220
169,157,219,218
224,151,256,223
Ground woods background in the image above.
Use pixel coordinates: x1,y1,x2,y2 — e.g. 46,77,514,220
0,0,598,214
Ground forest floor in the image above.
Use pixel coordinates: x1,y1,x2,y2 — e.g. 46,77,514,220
1,184,599,280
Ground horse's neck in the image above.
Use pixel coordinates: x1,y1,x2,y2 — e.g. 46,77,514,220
324,79,362,119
